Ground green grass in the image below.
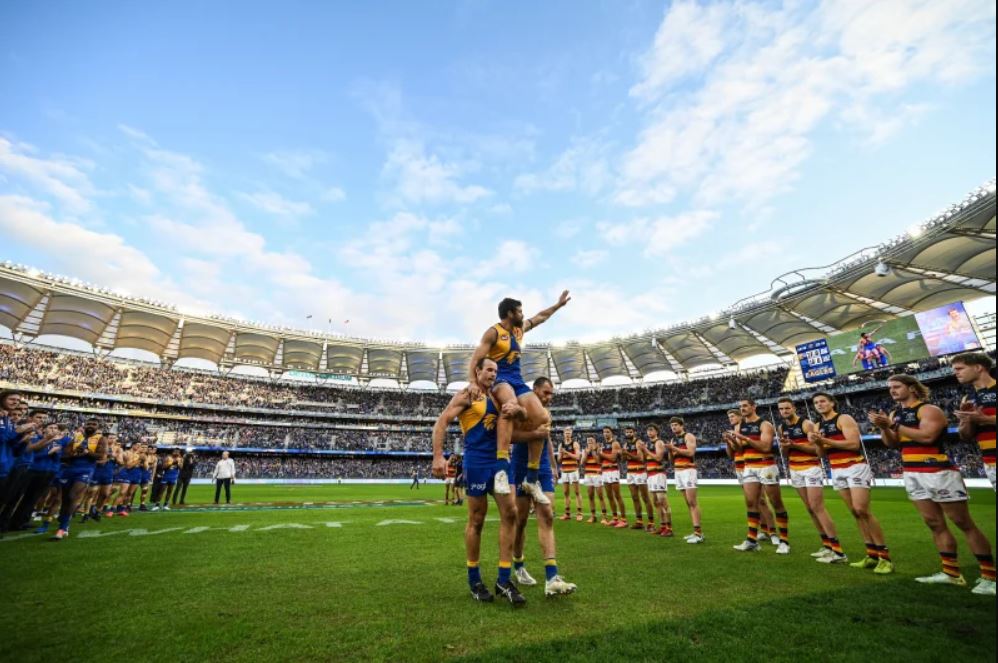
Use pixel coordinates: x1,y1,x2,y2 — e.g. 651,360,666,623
1,485,995,662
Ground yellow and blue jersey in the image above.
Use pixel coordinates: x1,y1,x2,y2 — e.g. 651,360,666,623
487,323,523,379
459,395,498,465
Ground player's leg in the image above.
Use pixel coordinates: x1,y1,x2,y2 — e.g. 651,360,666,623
806,485,845,561
596,484,608,523
560,477,572,520
162,482,176,509
492,489,525,606
627,482,643,528
512,493,535,585
611,480,627,526
54,480,88,538
848,487,892,572
764,482,790,552
464,494,492,601
758,493,776,542
640,484,655,532
735,480,762,550
491,382,520,496
940,500,995,592
535,490,576,595
911,498,964,584
516,391,547,484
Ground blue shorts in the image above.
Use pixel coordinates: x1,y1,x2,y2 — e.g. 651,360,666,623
113,471,130,485
512,463,555,497
59,466,95,487
126,468,142,484
463,462,503,497
493,373,532,398
160,472,179,486
140,470,152,484
91,465,115,486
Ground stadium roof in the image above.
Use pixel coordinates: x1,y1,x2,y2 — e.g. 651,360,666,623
1,182,994,386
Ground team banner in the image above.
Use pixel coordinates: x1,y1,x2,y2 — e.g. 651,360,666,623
914,301,983,356
826,316,929,376
795,338,837,383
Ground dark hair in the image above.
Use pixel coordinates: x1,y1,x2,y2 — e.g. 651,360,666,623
740,398,756,406
951,351,994,370
475,356,496,370
56,423,69,432
533,376,553,390
776,397,795,406
646,423,660,433
498,297,522,320
27,408,48,418
812,392,837,407
888,374,930,400
669,417,684,426
0,390,20,408
601,426,613,433
624,425,635,431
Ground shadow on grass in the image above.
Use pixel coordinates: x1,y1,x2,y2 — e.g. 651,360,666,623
452,578,996,663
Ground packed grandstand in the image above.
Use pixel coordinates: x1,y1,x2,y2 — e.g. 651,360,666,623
0,183,995,483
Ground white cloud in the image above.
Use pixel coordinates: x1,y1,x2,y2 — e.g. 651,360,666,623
597,211,717,256
497,240,540,273
382,140,492,205
0,137,94,213
513,138,611,196
570,249,608,268
617,0,996,208
321,186,346,202
262,149,328,178
554,220,582,239
239,190,314,218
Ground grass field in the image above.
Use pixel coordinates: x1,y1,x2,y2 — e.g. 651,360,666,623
1,484,995,662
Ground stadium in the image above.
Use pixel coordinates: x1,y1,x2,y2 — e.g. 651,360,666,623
2,3,997,662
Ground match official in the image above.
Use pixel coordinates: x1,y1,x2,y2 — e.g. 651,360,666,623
212,451,236,505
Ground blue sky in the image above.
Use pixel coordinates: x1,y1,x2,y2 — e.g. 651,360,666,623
1,0,995,348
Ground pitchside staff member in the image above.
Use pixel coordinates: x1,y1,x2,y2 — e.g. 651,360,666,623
212,451,236,505
173,449,198,505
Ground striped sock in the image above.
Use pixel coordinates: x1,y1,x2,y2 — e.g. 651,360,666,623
865,542,878,559
747,512,760,543
544,558,558,581
820,533,832,551
496,450,510,460
877,545,892,562
775,511,789,545
498,561,512,584
467,561,481,586
513,556,525,571
829,537,845,555
694,525,703,535
975,553,996,581
940,551,960,578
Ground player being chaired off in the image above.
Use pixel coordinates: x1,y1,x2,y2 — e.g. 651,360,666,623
468,291,571,505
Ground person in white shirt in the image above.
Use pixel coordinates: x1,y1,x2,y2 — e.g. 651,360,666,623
212,451,236,505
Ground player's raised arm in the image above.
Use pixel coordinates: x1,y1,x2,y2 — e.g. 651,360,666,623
524,290,570,333
467,327,498,397
432,391,471,478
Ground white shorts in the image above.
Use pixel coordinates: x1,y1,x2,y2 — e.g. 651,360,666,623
647,473,668,492
675,469,698,491
831,463,873,491
790,466,825,489
904,470,968,503
626,472,647,486
582,474,602,488
742,465,779,485
735,469,745,485
559,471,579,484
987,464,996,491
601,470,620,484
444,477,455,486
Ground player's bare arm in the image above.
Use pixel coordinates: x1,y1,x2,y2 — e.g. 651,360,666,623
523,290,571,333
432,390,471,478
467,327,498,398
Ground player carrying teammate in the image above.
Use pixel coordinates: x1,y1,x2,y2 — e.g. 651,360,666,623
665,417,702,543
433,357,525,606
777,398,846,563
557,427,583,521
868,375,995,595
725,399,790,554
510,377,577,597
951,351,996,490
468,292,571,505
809,392,894,574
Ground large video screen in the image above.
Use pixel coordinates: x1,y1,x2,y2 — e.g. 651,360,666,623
826,316,929,376
914,301,982,356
